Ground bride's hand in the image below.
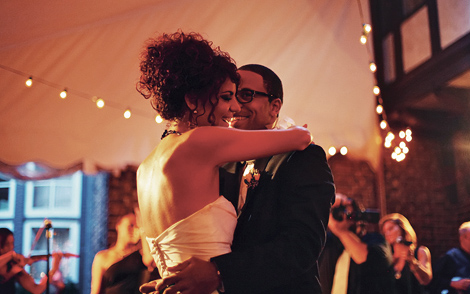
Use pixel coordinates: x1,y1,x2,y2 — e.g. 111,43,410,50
288,124,314,146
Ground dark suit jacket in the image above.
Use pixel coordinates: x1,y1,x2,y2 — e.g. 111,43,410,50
212,144,335,294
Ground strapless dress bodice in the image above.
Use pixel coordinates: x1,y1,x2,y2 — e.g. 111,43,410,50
146,196,237,277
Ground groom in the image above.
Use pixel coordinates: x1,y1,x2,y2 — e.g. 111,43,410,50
142,64,335,294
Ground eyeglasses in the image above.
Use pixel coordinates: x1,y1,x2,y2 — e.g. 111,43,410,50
236,89,277,104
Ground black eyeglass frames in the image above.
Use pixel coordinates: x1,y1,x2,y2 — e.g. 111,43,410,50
235,89,277,104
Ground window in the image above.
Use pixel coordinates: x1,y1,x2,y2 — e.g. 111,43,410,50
21,172,83,283
25,172,82,218
22,220,80,284
0,176,16,219
0,166,108,291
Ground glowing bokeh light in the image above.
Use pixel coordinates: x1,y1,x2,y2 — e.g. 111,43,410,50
25,77,33,87
328,146,336,156
124,109,131,119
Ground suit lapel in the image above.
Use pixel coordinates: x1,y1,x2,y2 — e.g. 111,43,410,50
220,162,244,210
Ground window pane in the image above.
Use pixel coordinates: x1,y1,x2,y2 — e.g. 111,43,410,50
0,187,9,211
403,0,425,15
26,225,79,284
33,186,50,208
54,186,72,208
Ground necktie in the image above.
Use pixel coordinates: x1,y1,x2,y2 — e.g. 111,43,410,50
331,250,351,294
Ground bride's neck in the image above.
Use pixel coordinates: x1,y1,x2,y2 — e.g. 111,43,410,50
166,120,191,134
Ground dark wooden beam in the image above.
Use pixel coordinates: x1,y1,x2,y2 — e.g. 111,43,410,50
382,33,470,111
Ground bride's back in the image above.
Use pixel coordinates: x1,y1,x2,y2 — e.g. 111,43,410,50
137,132,220,238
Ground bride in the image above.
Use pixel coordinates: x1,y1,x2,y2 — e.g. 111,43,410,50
136,31,311,290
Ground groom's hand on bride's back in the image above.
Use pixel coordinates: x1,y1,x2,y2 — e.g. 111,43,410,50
139,279,159,294
141,257,220,294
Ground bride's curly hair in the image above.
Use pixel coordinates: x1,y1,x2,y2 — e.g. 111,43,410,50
137,31,239,124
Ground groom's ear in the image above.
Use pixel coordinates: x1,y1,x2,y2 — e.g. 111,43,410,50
269,98,282,118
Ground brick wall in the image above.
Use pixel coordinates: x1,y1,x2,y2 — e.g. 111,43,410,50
106,165,139,247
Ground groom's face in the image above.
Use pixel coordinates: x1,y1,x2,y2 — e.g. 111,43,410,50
233,70,277,130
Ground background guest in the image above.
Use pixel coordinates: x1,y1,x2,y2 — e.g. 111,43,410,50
379,213,432,294
0,227,62,294
91,212,158,294
429,221,470,294
319,193,396,294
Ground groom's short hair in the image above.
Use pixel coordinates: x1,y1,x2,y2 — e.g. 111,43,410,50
238,64,283,103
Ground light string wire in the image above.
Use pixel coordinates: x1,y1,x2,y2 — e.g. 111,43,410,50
0,63,158,121
355,0,412,162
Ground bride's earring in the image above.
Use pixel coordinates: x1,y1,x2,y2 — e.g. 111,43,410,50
189,110,198,129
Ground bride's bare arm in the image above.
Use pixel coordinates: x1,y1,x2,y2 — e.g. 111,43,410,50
182,126,312,166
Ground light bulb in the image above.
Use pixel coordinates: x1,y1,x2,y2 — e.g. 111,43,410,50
380,120,387,129
397,153,406,162
340,146,348,155
399,131,405,138
373,86,380,95
25,77,33,87
363,23,372,34
96,98,105,108
124,109,131,119
384,141,392,148
376,105,383,114
155,115,163,123
360,34,367,45
369,62,377,72
328,146,336,156
60,89,67,99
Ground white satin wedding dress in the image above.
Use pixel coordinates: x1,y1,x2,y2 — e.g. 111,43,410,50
146,196,237,279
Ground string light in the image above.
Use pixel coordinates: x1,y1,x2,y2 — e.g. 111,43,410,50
0,63,157,122
373,86,380,95
123,109,131,119
360,34,367,45
155,115,163,123
96,98,105,109
340,146,348,155
328,146,337,156
380,120,387,129
60,89,67,99
376,104,383,114
25,77,33,87
356,0,411,162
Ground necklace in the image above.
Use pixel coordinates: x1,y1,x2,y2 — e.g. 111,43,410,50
161,129,182,140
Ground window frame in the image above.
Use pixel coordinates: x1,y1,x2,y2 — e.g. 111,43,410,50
0,177,16,219
22,219,81,283
24,172,83,218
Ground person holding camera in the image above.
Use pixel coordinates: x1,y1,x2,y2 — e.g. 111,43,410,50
379,213,432,294
318,193,396,294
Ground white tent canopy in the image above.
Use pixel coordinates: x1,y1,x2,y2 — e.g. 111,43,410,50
0,0,380,174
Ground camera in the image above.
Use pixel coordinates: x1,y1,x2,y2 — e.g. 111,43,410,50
332,203,380,224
